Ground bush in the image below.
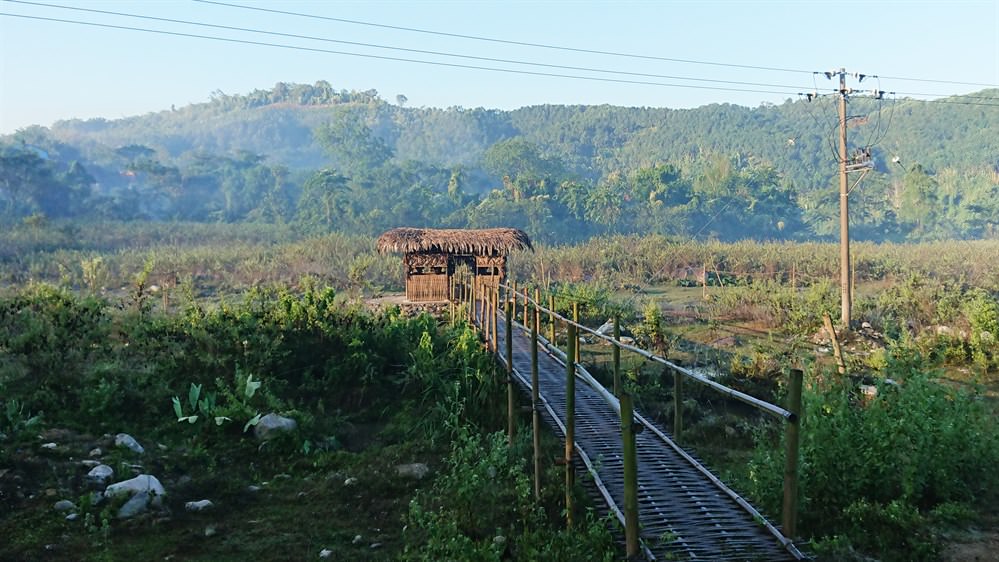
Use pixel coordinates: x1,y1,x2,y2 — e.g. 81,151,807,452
742,363,999,560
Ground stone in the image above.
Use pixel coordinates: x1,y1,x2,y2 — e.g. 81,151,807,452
53,500,76,512
369,543,382,549
185,499,214,512
41,442,58,450
253,413,297,441
104,474,165,519
204,525,216,537
395,463,430,480
115,433,144,454
352,535,363,545
86,465,114,487
246,485,261,493
88,447,102,457
65,513,79,521
861,321,872,330
319,549,333,558
80,460,100,468
343,477,358,487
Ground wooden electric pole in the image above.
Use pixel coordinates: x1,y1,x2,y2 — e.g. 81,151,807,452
837,69,851,327
823,68,882,327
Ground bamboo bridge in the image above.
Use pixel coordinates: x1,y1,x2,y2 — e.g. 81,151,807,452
460,281,807,561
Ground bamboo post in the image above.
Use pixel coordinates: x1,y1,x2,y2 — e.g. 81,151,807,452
612,315,622,397
531,296,541,500
511,279,518,325
565,323,577,529
822,313,847,375
673,370,683,442
782,368,803,539
492,287,500,353
482,286,489,343
572,301,580,365
468,279,474,324
448,276,455,326
791,262,797,291
522,287,530,326
702,263,708,300
506,299,515,446
621,391,639,557
549,294,556,345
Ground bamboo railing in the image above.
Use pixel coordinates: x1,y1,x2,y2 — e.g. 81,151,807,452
451,275,805,559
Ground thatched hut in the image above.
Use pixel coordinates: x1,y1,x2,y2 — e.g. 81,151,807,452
377,227,532,302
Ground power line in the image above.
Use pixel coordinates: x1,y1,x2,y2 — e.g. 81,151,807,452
4,0,818,92
195,0,999,91
0,11,812,97
879,75,999,88
192,0,817,76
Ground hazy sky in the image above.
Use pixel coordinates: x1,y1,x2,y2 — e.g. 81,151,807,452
2,0,997,133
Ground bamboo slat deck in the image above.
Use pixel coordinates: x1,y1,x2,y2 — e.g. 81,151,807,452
488,315,804,561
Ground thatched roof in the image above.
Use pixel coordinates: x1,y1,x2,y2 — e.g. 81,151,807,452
377,227,533,255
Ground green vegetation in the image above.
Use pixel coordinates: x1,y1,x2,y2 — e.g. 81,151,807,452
0,280,616,561
4,83,999,243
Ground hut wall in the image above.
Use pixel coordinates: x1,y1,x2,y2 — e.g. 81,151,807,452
406,274,449,302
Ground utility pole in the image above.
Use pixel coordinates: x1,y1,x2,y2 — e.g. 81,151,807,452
837,69,851,327
822,68,881,327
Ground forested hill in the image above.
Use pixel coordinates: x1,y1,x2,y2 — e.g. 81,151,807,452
3,82,998,242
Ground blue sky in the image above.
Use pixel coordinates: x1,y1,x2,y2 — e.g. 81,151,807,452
1,0,997,133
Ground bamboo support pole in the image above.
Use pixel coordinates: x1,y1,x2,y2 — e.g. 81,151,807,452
492,287,500,353
702,263,708,300
621,391,639,557
448,276,455,326
612,316,622,397
565,323,577,529
572,301,580,364
549,294,556,346
674,370,683,442
782,369,803,539
511,279,518,325
506,299,514,446
522,287,529,327
531,297,541,500
822,313,847,375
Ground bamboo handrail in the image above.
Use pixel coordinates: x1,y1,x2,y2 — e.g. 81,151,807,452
498,282,796,422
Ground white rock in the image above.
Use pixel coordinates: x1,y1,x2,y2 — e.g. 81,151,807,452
204,525,216,537
185,499,214,512
80,460,100,468
115,433,144,454
352,535,363,545
104,474,165,519
861,321,872,330
65,513,78,521
395,463,430,480
343,477,358,487
89,447,102,457
87,464,114,487
253,413,298,441
41,442,58,450
319,549,333,558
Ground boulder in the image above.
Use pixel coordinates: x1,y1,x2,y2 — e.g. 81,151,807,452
114,433,144,454
53,500,76,512
253,413,297,441
185,499,214,512
86,464,114,488
104,474,165,519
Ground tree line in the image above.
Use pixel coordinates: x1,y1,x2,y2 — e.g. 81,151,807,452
3,84,998,243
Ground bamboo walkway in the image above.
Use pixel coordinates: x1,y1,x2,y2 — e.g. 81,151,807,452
488,315,804,561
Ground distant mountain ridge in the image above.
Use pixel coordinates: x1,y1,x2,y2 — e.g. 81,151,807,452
29,82,999,191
